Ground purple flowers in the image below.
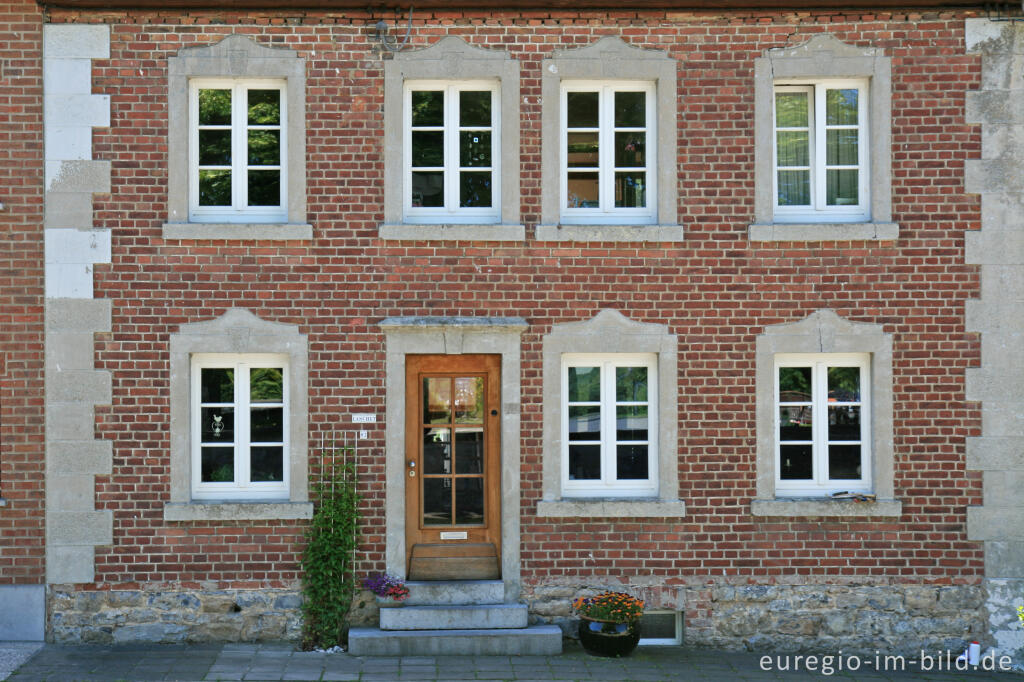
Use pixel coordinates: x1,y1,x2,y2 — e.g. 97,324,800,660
363,573,410,602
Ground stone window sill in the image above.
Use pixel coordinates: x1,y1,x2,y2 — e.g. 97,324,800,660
161,223,313,241
378,224,526,241
750,498,902,518
536,224,685,242
748,222,899,242
163,501,313,522
536,498,686,518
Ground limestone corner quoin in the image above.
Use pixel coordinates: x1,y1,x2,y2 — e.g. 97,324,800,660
0,0,1020,658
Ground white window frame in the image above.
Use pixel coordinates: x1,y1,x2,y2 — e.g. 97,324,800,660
560,81,657,225
772,79,870,223
561,353,658,498
188,79,287,224
774,353,871,496
638,611,683,646
191,353,289,500
403,80,501,224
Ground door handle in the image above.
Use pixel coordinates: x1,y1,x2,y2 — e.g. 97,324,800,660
408,460,416,468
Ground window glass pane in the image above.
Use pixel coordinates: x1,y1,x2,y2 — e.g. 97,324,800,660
247,89,281,125
780,444,813,480
411,131,444,167
776,170,809,206
614,172,646,208
248,130,280,166
202,406,234,442
826,88,858,126
779,366,811,402
423,378,451,424
640,613,677,640
568,405,600,441
250,368,283,403
411,172,444,207
250,407,283,442
616,367,648,402
566,91,599,128
826,168,858,205
775,91,808,128
422,478,451,525
199,130,232,166
411,90,444,126
198,89,231,125
201,368,234,403
567,172,599,208
198,169,231,206
455,478,484,525
459,172,492,208
826,129,858,166
828,444,862,479
616,405,648,441
459,131,491,167
614,91,645,127
568,444,601,480
828,405,861,441
615,132,645,168
454,429,484,474
617,444,648,480
247,170,280,207
567,366,600,402
827,366,860,402
250,446,283,482
567,132,599,168
454,377,483,423
459,90,491,127
423,427,451,474
775,131,808,167
779,406,812,441
201,447,234,482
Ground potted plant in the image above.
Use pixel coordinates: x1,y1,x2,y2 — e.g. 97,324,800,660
363,573,410,607
572,591,645,657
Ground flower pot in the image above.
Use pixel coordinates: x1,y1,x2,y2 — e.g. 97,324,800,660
578,616,641,657
374,595,404,608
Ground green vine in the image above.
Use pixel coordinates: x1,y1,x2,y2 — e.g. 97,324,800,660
301,444,359,650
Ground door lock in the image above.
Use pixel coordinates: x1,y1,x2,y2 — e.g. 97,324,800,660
408,460,416,468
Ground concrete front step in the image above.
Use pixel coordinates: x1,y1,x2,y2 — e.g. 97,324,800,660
348,625,563,656
402,579,504,606
380,603,528,631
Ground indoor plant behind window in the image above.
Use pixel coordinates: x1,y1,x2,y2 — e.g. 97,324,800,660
572,591,645,657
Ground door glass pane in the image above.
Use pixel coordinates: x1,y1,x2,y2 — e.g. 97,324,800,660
826,168,858,205
780,444,813,480
423,427,451,475
455,478,484,525
201,368,234,403
568,444,601,480
568,405,600,441
198,170,231,206
828,405,861,441
779,366,811,402
423,378,451,424
614,132,645,168
777,170,810,206
614,172,646,208
454,377,483,423
776,131,809,167
411,131,444,167
827,366,860,402
201,406,234,442
459,131,491,167
616,405,648,441
616,367,648,402
567,132,598,167
250,446,283,482
250,407,283,443
459,172,492,208
829,444,862,479
411,90,443,126
617,444,648,480
201,446,234,482
247,89,280,125
567,366,600,402
247,170,280,207
775,91,808,128
826,129,858,166
614,91,645,127
459,90,491,126
198,89,231,125
250,368,283,403
422,478,451,525
566,91,599,127
779,406,812,441
199,130,232,166
825,88,858,125
567,172,599,208
248,130,280,165
454,429,484,474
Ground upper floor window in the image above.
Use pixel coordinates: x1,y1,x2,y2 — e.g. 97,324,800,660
774,81,868,223
405,82,500,223
561,83,655,224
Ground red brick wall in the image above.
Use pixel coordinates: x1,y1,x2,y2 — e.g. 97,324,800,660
43,7,985,590
0,1,45,585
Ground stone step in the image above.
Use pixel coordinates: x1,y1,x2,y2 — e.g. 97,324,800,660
380,603,527,631
402,580,504,606
347,625,563,656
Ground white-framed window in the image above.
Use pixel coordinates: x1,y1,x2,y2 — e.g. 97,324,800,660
775,353,871,496
638,611,683,646
773,79,869,223
189,79,287,223
561,82,656,225
562,353,657,497
191,353,289,500
404,81,500,223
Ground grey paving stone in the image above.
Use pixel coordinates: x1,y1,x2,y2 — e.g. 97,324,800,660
319,673,359,681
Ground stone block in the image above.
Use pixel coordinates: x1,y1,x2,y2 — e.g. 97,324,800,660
45,402,95,441
47,440,112,475
981,402,1024,437
46,545,94,584
967,299,1024,334
347,624,562,656
45,228,112,265
45,126,94,162
903,586,939,612
43,24,110,59
966,91,1024,126
402,580,504,606
980,265,1024,298
43,58,93,96
112,623,188,644
0,586,45,640
44,94,110,131
985,542,1024,578
44,192,94,229
46,332,98,371
967,230,1024,266
968,506,1024,540
979,192,1024,232
45,262,94,299
46,474,96,512
45,160,111,194
967,437,1024,471
46,369,112,403
983,471,1024,506
47,510,113,545
967,367,1024,402
380,604,528,631
980,52,1024,90
46,298,111,333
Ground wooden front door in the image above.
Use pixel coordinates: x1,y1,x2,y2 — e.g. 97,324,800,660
405,354,501,580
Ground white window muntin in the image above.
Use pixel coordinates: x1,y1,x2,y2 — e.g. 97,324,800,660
189,79,287,223
561,353,657,497
560,81,656,225
772,79,869,223
774,353,871,495
191,353,289,499
403,80,501,223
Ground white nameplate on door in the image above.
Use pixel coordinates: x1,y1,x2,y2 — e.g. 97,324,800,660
439,531,468,540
